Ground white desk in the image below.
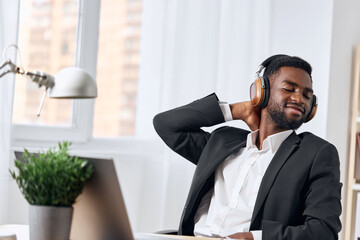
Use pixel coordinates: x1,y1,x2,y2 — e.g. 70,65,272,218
0,225,221,240
143,233,221,240
0,225,28,240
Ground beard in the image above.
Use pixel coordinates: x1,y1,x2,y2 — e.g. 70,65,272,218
267,99,307,130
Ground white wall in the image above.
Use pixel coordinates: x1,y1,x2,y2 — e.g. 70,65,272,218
326,1,360,237
327,0,360,187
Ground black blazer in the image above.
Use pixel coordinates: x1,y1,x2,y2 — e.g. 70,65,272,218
153,93,342,240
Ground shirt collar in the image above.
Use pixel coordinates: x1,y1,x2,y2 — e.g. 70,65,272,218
246,129,293,153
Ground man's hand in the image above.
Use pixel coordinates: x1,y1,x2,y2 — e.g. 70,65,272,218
227,232,254,240
229,101,261,131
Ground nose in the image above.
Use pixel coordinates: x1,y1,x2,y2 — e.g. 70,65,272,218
290,92,304,104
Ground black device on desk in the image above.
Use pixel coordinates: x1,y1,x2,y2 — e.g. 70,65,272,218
14,152,174,240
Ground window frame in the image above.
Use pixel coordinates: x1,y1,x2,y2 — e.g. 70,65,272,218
11,0,100,143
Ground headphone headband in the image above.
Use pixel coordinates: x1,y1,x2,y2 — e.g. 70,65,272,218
255,65,265,78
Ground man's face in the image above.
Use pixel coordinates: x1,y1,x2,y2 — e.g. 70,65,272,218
266,66,313,130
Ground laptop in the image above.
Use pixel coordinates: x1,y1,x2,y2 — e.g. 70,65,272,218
14,152,176,240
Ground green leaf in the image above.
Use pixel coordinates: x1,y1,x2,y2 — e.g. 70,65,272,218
9,141,94,207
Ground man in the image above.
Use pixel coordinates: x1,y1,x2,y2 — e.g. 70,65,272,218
153,55,342,240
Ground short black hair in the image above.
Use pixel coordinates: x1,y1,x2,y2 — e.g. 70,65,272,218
261,54,312,81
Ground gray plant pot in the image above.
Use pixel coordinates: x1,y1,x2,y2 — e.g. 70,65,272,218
29,205,73,240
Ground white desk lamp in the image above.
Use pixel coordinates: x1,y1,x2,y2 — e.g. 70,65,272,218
0,45,97,116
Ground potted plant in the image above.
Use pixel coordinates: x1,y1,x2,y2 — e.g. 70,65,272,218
9,141,93,240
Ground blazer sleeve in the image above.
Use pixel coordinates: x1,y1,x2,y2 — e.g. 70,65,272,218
153,93,225,165
262,143,342,240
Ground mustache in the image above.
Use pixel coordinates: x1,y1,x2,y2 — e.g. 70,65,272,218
285,102,305,113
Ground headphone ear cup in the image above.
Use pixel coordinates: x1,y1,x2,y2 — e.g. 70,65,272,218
261,76,270,108
305,95,318,122
250,77,265,107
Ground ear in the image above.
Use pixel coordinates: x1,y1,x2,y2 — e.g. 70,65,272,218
305,95,318,122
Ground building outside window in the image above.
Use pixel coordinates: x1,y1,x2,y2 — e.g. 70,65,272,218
13,0,143,137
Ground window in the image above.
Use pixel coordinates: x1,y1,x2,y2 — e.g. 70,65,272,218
12,0,78,126
93,0,143,137
11,0,145,142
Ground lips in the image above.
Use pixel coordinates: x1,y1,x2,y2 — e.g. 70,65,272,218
286,104,305,114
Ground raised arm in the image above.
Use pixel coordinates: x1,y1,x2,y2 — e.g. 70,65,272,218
153,93,225,164
153,93,261,164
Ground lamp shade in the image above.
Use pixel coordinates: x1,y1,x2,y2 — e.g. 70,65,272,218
49,67,97,98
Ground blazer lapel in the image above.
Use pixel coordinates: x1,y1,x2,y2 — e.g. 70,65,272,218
195,137,247,188
250,132,300,227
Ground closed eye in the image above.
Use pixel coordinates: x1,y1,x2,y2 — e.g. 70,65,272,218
303,90,313,100
303,94,311,99
283,88,294,92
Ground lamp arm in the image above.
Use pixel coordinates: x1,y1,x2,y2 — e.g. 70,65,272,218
0,60,18,78
0,69,13,78
23,70,55,89
0,59,55,89
20,70,54,117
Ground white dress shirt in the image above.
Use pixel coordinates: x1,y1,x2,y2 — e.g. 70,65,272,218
193,103,293,240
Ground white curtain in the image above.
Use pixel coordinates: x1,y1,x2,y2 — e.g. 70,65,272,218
0,0,19,224
137,0,272,137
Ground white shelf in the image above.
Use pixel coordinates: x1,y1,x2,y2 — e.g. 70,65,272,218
354,183,360,191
